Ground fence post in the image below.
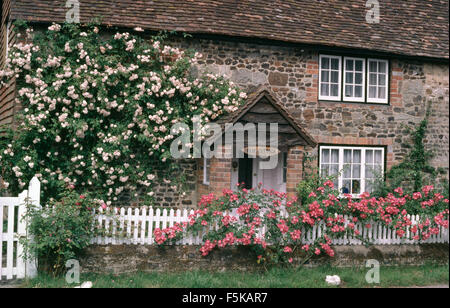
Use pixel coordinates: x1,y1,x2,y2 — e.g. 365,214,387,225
25,176,40,278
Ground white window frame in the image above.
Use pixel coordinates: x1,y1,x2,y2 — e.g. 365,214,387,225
319,55,342,101
203,157,210,185
319,145,385,198
343,57,366,102
367,58,389,104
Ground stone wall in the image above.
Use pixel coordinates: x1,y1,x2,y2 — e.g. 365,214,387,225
79,244,449,274
169,36,449,201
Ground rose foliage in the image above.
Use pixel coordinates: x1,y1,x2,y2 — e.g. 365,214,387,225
154,181,449,266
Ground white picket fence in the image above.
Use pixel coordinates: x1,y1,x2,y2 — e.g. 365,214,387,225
0,177,39,281
93,207,449,246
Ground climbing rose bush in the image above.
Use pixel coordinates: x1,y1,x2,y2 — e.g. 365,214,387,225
0,22,245,204
154,182,449,266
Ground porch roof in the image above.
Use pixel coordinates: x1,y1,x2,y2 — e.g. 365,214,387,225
217,86,317,147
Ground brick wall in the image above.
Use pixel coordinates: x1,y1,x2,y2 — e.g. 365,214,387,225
197,145,232,201
286,146,304,197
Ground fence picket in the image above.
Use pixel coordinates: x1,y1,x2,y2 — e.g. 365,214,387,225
126,208,133,245
148,207,154,244
133,208,140,244
141,207,147,245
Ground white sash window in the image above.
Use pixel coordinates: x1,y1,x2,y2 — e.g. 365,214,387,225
319,55,389,104
319,146,385,196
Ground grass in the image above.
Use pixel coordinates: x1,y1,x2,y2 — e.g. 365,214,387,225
21,264,449,288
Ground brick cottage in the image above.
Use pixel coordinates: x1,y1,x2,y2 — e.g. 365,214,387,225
1,0,448,208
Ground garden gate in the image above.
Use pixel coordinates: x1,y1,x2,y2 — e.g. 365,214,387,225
0,177,39,281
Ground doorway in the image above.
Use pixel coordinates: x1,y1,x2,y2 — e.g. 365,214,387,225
232,153,286,193
238,156,253,189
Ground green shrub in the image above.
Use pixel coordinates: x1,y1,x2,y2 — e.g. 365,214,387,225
22,185,98,276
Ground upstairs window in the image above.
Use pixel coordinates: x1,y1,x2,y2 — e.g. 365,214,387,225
319,55,341,101
319,55,389,104
343,57,365,102
367,59,389,104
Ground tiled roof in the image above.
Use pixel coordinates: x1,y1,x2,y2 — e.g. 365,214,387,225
10,0,449,59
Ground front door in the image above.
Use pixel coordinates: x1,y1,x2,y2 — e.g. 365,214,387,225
232,153,286,193
238,156,253,189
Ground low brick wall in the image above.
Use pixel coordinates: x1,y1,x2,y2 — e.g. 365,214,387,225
79,244,449,274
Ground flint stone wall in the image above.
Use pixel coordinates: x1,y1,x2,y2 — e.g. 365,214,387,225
79,244,449,274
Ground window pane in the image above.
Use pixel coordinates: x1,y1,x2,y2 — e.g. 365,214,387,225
353,150,361,163
379,61,386,73
369,86,377,98
321,57,329,69
355,60,363,71
379,74,386,86
344,150,352,163
345,85,353,97
365,165,373,178
331,149,339,163
355,86,362,97
331,58,339,70
352,180,361,194
355,73,363,84
321,164,330,176
330,164,339,175
346,72,353,83
373,164,382,176
322,149,330,163
352,164,361,178
321,70,329,82
375,150,382,164
366,180,373,193
320,84,329,96
330,84,339,97
346,60,353,71
369,73,377,85
366,150,373,164
369,61,377,72
378,87,386,99
331,71,339,83
343,164,351,178
342,180,351,194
